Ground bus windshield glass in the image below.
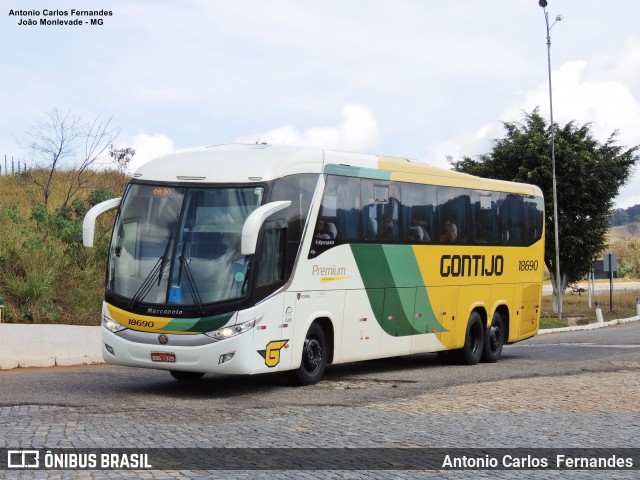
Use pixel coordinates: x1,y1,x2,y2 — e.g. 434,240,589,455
107,184,265,307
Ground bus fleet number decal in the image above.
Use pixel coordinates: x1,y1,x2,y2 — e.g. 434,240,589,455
128,319,155,328
518,260,539,272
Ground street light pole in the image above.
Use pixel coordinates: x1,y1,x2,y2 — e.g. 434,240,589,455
539,0,563,320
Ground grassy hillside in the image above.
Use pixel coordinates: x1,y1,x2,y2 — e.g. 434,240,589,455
608,222,640,241
0,169,129,324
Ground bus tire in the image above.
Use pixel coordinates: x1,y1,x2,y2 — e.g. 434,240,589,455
170,371,205,382
455,312,484,365
481,311,505,363
286,323,326,386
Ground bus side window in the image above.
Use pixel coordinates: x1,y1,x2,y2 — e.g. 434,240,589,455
401,183,436,244
436,187,470,243
361,180,400,243
256,221,287,288
470,191,499,245
320,175,360,241
524,196,544,245
502,194,525,245
309,175,360,257
270,173,319,273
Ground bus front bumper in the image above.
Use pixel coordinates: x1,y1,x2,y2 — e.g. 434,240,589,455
101,327,255,375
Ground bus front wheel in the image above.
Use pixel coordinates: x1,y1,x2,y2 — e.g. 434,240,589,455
286,323,326,386
455,312,485,365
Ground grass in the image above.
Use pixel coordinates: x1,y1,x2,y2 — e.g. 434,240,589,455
0,169,129,325
540,288,640,328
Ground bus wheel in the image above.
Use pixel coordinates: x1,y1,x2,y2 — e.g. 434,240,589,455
286,323,326,386
170,371,205,382
481,312,505,363
456,312,484,365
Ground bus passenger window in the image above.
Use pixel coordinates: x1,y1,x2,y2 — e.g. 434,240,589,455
409,218,430,243
379,213,398,242
309,175,360,257
315,217,337,240
361,180,400,243
439,220,458,243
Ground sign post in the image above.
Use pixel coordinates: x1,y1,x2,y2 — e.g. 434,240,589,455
602,253,617,311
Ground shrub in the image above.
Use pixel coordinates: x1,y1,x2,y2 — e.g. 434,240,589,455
5,268,54,308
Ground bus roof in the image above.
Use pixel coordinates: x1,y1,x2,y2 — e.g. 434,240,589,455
133,143,542,196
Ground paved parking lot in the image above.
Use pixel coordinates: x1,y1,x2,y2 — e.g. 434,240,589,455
1,324,639,479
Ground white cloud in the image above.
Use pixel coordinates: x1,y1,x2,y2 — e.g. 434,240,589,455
127,133,176,172
516,60,640,209
432,56,640,208
507,61,640,145
235,104,378,152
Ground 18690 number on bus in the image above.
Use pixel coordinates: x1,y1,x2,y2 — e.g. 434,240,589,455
128,319,155,328
518,260,539,271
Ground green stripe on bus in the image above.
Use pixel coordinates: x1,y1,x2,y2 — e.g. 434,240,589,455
350,244,444,336
160,311,235,333
323,164,392,180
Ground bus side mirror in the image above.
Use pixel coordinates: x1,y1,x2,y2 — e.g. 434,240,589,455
83,197,122,247
241,200,291,256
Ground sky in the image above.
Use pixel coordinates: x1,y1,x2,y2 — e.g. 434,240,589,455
2,0,639,208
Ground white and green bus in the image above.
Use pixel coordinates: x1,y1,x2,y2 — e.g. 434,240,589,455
84,144,544,385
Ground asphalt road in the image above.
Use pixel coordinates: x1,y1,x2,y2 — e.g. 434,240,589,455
1,322,639,479
2,322,639,408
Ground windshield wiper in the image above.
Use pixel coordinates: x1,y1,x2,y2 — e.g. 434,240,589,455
128,234,172,309
177,242,205,315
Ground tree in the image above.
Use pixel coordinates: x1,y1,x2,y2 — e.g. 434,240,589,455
21,108,119,209
109,146,136,173
451,109,639,310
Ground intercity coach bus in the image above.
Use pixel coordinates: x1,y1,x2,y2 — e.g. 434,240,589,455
83,144,544,385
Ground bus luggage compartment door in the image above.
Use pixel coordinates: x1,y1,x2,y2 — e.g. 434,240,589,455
379,288,415,356
520,283,541,337
340,289,384,362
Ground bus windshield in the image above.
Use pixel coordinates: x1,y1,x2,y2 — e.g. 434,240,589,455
107,184,265,307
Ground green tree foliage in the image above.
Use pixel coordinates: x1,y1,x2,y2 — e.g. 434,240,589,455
610,239,640,279
0,170,129,324
451,109,639,293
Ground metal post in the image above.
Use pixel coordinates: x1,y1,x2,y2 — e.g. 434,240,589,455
539,0,563,320
609,257,614,311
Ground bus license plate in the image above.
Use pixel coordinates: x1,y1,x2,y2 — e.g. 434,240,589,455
151,352,176,363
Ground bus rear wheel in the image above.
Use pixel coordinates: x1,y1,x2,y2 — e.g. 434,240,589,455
286,323,326,386
455,312,485,365
170,371,205,382
481,311,504,363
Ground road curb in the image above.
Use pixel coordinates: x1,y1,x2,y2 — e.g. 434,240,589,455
539,315,640,334
0,324,102,370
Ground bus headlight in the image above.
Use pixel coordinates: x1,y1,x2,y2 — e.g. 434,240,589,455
205,315,263,341
102,315,127,333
